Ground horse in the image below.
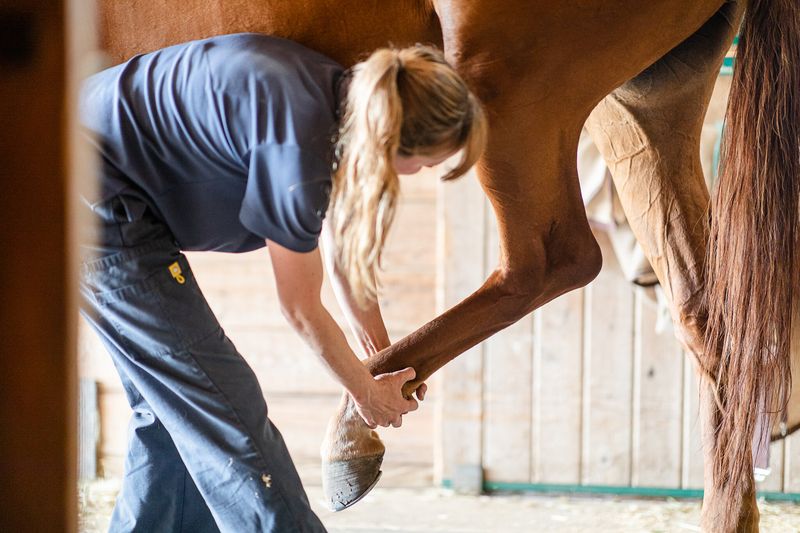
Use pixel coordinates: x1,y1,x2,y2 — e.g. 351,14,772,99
96,1,799,531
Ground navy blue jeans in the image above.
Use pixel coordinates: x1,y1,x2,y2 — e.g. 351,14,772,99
79,194,326,532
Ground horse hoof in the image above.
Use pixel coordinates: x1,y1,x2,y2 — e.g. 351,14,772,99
322,454,384,511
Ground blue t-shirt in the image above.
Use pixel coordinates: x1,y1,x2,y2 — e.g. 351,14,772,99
80,33,344,253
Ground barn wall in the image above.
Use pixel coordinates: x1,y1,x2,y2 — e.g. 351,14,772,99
440,223,800,493
437,71,800,494
78,170,441,487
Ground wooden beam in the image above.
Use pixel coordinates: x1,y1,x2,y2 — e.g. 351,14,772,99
0,1,74,531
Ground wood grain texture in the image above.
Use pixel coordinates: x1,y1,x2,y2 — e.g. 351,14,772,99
758,440,784,493
631,287,683,488
79,379,99,480
581,235,634,486
436,170,486,483
783,433,800,492
482,199,533,483
681,357,706,489
532,290,584,484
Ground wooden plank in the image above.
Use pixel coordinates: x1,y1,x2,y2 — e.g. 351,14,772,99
378,197,439,335
234,327,342,394
757,440,785,492
79,379,99,480
780,301,800,491
99,455,126,480
436,169,486,485
482,199,533,483
78,316,122,384
375,278,438,338
0,4,74,531
631,287,683,487
188,249,277,292
783,431,800,492
193,263,435,338
532,289,584,484
681,355,706,489
581,234,634,486
97,387,128,478
379,198,438,275
398,167,438,201
82,318,348,395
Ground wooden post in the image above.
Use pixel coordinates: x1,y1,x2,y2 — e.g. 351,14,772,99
436,169,486,490
0,1,75,531
78,379,98,480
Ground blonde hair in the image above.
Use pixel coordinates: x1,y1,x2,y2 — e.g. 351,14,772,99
330,44,487,306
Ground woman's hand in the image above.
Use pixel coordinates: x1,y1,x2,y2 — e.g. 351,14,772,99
268,239,423,430
351,367,419,428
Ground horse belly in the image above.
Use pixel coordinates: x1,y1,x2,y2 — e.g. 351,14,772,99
97,0,441,66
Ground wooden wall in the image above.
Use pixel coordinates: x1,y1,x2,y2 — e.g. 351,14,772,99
440,208,800,493
437,75,800,495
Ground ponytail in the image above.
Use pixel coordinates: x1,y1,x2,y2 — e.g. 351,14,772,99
330,45,487,306
330,49,404,305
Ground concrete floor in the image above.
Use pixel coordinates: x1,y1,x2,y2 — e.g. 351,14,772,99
79,479,800,532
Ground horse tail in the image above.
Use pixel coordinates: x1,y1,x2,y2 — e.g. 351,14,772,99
704,0,800,528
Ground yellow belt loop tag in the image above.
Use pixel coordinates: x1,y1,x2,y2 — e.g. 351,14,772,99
168,262,186,284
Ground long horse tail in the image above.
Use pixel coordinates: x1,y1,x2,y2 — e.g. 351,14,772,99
704,0,800,529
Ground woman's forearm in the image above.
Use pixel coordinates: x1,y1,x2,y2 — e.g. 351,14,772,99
267,239,417,426
285,303,374,401
329,273,391,356
321,222,391,356
286,301,419,428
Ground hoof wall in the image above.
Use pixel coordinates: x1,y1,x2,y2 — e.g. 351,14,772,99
322,455,383,511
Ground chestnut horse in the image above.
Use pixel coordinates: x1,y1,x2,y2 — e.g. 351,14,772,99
97,1,799,531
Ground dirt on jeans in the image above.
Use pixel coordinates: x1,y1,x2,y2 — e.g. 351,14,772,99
79,479,800,532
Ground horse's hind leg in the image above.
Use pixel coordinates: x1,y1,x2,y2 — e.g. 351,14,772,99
584,2,754,531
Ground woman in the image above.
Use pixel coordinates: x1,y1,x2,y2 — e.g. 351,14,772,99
79,33,486,532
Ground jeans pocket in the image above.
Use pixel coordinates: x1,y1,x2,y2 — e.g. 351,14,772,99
153,253,222,351
86,249,221,358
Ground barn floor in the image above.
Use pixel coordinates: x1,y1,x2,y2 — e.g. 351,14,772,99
79,479,800,532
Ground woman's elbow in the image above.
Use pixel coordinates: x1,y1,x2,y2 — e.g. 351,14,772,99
278,298,318,333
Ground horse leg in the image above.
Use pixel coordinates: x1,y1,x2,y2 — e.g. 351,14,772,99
584,2,753,530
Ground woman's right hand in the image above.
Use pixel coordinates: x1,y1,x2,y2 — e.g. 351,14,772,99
351,367,419,428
